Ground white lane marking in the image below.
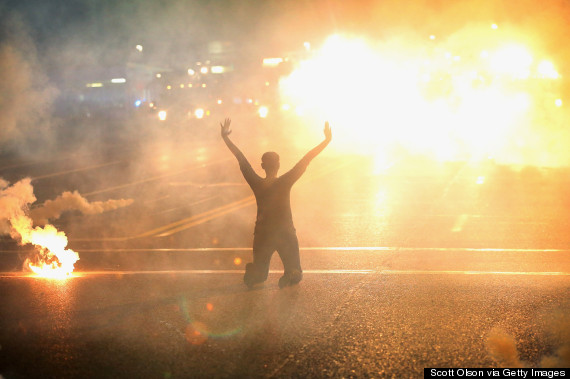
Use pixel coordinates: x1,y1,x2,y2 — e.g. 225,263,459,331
379,270,570,276
2,247,570,254
1,269,568,278
0,269,374,278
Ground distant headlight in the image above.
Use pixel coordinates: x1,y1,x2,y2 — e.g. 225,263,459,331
158,110,167,121
258,106,269,118
194,108,205,119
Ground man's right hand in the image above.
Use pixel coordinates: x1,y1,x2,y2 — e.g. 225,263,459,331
220,118,232,137
324,121,332,142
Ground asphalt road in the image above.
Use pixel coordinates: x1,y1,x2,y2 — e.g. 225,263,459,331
1,117,569,377
1,266,569,378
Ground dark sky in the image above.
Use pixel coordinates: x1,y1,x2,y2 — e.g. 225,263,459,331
2,0,570,78
0,0,348,57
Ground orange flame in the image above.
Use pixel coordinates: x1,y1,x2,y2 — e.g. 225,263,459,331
12,215,79,279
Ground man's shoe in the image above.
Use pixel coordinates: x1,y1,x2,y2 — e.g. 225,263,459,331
244,263,264,288
278,269,303,289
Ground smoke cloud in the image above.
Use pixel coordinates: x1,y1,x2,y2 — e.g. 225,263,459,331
1,177,133,275
486,305,570,368
0,178,36,237
486,328,525,368
0,13,58,153
2,0,569,166
30,191,134,226
540,308,570,368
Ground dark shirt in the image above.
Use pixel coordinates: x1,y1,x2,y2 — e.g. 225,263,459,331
239,160,307,234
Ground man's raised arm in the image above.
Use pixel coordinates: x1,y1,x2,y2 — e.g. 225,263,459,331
281,121,332,184
221,118,260,186
220,118,248,165
297,121,332,168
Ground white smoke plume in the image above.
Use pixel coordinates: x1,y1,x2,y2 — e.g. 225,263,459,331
30,190,134,226
0,177,78,276
1,177,133,276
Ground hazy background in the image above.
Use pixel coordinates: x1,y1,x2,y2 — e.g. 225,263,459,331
1,0,570,165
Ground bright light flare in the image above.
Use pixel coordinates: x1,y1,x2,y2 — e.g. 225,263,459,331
263,57,284,67
194,108,205,119
15,219,79,279
490,45,533,79
211,66,225,74
537,60,559,79
258,106,269,118
158,110,167,121
280,31,562,166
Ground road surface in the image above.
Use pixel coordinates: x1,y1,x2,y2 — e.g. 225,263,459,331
0,118,569,377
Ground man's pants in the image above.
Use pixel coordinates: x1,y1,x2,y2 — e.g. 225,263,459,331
244,229,302,284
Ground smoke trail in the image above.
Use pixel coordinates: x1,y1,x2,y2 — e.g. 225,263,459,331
487,306,570,368
0,177,78,277
30,190,134,226
486,328,525,368
540,308,570,368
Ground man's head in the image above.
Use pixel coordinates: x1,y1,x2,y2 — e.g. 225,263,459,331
261,151,280,176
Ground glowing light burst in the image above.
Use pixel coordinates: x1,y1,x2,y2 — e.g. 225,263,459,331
489,44,533,79
279,33,562,166
15,217,79,279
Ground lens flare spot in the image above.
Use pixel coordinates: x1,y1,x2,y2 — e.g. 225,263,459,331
206,303,214,311
185,323,208,345
233,257,242,266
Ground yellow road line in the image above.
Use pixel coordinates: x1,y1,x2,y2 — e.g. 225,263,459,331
82,157,232,197
31,160,123,180
138,195,254,238
150,156,360,238
155,198,256,237
74,156,358,240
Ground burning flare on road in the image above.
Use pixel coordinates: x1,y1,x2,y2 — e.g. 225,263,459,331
0,177,132,279
1,178,78,278
18,216,79,279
